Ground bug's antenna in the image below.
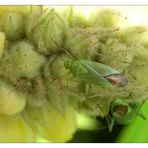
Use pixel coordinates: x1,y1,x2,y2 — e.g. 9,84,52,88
7,80,30,95
51,38,78,60
87,89,117,99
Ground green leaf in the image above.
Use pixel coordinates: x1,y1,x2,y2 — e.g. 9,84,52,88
116,101,148,142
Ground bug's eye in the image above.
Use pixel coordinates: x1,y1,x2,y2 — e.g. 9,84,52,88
114,105,128,116
105,74,128,87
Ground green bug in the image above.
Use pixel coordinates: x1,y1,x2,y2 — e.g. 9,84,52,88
64,59,128,88
107,98,146,132
52,38,128,89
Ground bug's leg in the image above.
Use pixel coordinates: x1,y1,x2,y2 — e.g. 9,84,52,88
129,91,147,120
97,105,114,132
52,38,76,59
138,111,147,120
87,93,102,98
87,91,111,99
108,116,115,132
7,79,30,95
137,101,147,120
105,116,111,131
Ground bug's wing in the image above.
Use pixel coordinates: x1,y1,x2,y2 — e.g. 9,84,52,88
80,60,119,76
133,101,147,120
77,72,113,88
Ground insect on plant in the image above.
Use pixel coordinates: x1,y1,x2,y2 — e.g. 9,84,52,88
8,35,128,95
52,38,128,90
106,98,147,132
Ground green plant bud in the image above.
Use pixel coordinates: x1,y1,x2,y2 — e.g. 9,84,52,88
63,6,90,28
0,11,25,40
44,54,71,79
0,79,26,115
64,28,101,59
94,27,120,44
136,32,148,48
0,6,42,15
124,47,148,87
98,38,134,72
0,6,148,142
25,8,46,43
90,8,123,28
25,9,68,55
43,55,84,102
24,6,43,41
43,72,75,112
77,95,112,117
0,114,36,142
25,104,77,142
118,26,147,45
0,41,46,84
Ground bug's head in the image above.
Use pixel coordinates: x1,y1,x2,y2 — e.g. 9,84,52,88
105,73,128,87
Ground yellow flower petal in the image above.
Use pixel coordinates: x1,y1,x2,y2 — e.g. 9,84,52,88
0,114,36,142
0,80,26,115
26,105,77,142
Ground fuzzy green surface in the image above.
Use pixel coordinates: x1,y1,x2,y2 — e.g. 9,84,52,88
0,6,147,143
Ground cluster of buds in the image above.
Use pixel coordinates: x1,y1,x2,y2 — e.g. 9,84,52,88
0,6,147,142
